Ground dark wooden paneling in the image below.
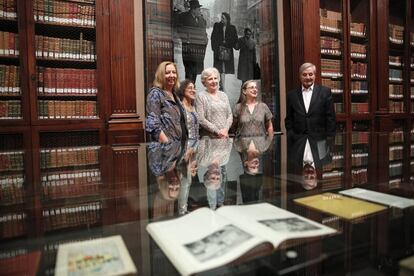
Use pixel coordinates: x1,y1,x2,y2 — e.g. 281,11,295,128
109,0,138,119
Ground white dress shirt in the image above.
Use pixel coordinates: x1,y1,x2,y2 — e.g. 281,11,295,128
303,138,315,168
302,84,314,113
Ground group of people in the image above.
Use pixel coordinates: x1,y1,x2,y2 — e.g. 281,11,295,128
145,61,274,143
176,0,258,88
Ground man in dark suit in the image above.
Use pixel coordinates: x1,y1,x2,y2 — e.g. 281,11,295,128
285,62,336,136
177,0,208,83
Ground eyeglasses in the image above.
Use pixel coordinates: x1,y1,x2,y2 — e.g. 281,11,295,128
246,86,257,90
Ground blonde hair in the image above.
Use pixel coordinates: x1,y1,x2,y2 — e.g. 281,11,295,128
153,61,180,91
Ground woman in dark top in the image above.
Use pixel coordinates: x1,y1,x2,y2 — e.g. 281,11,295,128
211,12,238,90
146,61,187,142
233,80,273,137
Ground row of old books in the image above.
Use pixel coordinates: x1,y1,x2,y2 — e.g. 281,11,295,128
0,150,23,171
322,78,342,93
334,102,343,113
320,8,342,33
389,24,404,44
350,22,365,37
40,145,99,169
351,81,368,93
42,168,101,199
322,154,343,171
351,168,368,185
351,103,369,113
351,43,366,58
321,58,342,77
410,71,414,83
389,178,402,189
0,31,19,56
320,36,341,55
389,145,404,161
389,84,403,98
0,174,24,205
411,145,414,156
352,132,369,144
0,212,26,238
0,65,19,94
37,67,97,95
351,61,367,79
321,170,343,190
35,35,96,61
149,38,173,59
389,162,403,177
38,100,98,119
389,101,404,112
389,55,403,66
0,100,21,119
411,87,414,98
389,68,403,81
390,130,404,143
34,0,95,27
351,151,368,167
42,201,101,231
0,0,16,19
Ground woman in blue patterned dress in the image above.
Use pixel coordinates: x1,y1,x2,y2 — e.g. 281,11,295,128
146,61,187,142
177,79,199,140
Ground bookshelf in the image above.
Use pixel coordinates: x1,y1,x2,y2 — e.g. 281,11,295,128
0,0,24,122
285,0,414,194
0,132,28,240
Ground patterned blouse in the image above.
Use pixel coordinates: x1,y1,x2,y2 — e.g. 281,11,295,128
185,109,199,140
146,87,186,141
195,90,233,136
233,102,273,137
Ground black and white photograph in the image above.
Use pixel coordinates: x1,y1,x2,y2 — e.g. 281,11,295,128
184,224,253,262
259,217,321,232
172,0,262,108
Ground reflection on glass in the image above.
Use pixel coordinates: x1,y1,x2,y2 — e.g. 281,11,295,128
197,137,232,210
287,134,333,192
234,135,273,203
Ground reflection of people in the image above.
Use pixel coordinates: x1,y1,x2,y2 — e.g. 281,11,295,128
178,139,199,215
235,28,257,83
233,80,273,137
148,141,185,218
235,135,273,203
211,12,238,90
177,0,208,83
197,137,232,210
146,61,187,142
177,79,199,139
287,134,332,191
285,62,336,136
234,135,273,176
196,67,233,138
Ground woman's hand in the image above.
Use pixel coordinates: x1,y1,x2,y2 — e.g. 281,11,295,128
217,129,229,138
159,131,169,143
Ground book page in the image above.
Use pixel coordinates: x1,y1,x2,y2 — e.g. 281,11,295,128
146,207,270,276
55,235,137,276
216,203,336,248
294,193,387,220
339,188,414,209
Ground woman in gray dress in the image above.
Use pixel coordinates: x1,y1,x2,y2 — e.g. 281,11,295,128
233,80,273,137
196,67,232,138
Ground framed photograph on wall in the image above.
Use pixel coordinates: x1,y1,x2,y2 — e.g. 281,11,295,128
144,0,280,122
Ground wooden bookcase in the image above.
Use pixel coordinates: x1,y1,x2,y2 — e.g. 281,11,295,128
0,0,142,239
284,0,414,195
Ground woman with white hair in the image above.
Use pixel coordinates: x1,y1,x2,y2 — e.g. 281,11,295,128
195,67,232,138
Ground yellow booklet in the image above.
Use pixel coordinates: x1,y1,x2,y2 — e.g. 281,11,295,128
294,193,387,220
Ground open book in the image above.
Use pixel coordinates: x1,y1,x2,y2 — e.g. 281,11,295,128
146,202,336,276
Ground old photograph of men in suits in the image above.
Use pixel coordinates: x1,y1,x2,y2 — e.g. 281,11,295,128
172,0,262,109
